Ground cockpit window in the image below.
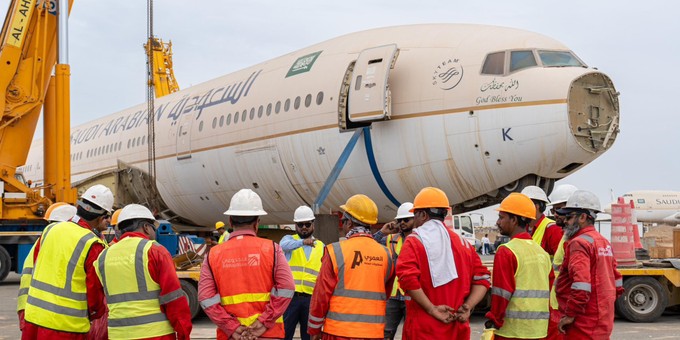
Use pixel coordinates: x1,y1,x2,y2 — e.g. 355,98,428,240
538,50,584,67
510,50,537,72
482,52,505,75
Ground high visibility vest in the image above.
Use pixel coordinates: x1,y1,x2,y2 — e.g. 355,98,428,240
531,216,555,256
94,237,176,339
218,231,229,244
209,235,288,339
323,236,393,338
550,237,566,309
494,238,551,339
16,242,37,312
386,233,404,297
289,234,324,295
24,221,105,333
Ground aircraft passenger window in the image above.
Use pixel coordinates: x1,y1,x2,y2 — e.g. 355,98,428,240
132,139,136,147
284,99,291,112
258,105,263,118
234,112,239,125
510,50,537,72
482,52,505,75
316,92,324,105
305,94,312,108
199,121,204,132
275,101,281,114
249,108,255,120
266,103,272,116
226,114,231,125
212,117,217,129
219,115,224,127
242,110,247,122
127,140,131,149
538,50,584,67
137,136,142,146
294,96,301,110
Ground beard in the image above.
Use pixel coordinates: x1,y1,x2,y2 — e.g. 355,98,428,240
297,230,313,239
563,221,581,239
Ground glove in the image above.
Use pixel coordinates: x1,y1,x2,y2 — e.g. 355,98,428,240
480,327,496,340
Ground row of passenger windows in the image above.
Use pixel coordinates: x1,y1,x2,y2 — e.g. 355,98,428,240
482,49,585,75
72,135,150,161
199,91,324,131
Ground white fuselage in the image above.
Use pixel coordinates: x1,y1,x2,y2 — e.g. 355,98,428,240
615,191,680,223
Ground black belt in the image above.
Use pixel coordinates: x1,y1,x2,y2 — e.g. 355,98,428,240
294,292,312,297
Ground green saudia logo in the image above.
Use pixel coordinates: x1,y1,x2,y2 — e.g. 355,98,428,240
286,51,322,77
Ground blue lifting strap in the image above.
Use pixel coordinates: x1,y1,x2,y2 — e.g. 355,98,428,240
363,127,400,207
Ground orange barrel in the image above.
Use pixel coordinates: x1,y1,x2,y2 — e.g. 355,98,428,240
610,197,636,265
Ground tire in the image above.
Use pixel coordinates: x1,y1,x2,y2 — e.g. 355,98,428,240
615,276,668,322
0,246,11,282
180,279,201,319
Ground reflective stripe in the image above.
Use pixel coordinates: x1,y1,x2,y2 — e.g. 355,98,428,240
29,279,87,300
473,274,491,281
309,314,325,322
308,321,322,329
513,290,549,298
327,311,385,324
334,289,386,300
159,288,185,305
271,288,295,298
64,233,97,293
18,288,29,297
384,246,393,284
22,267,33,275
492,287,512,300
505,310,550,319
222,292,271,305
135,240,149,292
290,266,320,276
26,295,89,318
107,290,160,304
615,279,623,288
578,234,594,244
200,294,221,309
295,280,316,289
108,312,168,327
571,282,592,292
98,248,110,297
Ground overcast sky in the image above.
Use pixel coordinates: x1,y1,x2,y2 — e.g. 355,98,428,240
3,0,678,223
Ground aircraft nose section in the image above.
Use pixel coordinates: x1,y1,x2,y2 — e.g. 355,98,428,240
567,72,620,153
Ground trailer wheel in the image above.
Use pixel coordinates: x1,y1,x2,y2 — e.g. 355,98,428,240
616,276,668,322
0,246,11,281
180,279,200,319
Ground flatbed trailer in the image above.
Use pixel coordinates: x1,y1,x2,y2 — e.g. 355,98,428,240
616,264,680,322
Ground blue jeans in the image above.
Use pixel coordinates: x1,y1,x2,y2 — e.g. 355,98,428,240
384,298,406,339
284,293,311,340
483,243,491,254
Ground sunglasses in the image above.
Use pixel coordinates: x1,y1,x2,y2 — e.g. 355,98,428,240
296,222,313,228
566,213,582,220
341,213,351,224
397,217,412,223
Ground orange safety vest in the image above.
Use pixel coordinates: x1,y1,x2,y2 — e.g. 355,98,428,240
209,235,285,339
324,236,393,338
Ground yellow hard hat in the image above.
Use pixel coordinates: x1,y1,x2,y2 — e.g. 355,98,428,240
411,187,450,211
110,209,122,226
340,194,378,225
497,193,536,219
215,221,225,230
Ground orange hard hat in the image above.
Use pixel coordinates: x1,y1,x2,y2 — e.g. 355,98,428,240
410,187,450,212
496,193,536,219
110,209,122,226
340,194,378,225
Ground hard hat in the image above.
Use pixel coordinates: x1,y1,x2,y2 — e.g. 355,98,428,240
293,206,315,222
80,184,114,213
496,193,536,219
44,202,77,222
215,221,225,230
117,204,156,225
410,187,450,212
110,209,122,226
224,189,268,216
548,184,578,206
340,194,378,225
557,190,601,214
395,202,415,219
520,185,550,204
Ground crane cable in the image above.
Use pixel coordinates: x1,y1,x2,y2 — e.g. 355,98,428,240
146,0,156,181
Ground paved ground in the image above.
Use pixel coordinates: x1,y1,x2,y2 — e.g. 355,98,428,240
3,272,679,339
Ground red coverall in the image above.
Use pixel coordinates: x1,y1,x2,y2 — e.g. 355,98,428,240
529,215,563,256
396,227,491,340
555,226,623,340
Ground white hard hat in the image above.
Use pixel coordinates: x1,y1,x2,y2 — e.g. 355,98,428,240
548,184,579,206
80,184,114,213
44,203,77,222
559,190,601,214
117,204,156,225
395,202,415,219
293,205,315,222
224,189,268,216
521,186,550,204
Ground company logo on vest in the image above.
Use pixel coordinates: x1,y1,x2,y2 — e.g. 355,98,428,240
351,251,384,269
248,253,261,266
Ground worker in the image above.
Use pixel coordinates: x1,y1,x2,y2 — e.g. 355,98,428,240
484,193,551,339
308,194,395,340
555,190,624,339
544,184,578,340
198,189,294,339
280,205,324,340
108,208,123,245
396,187,490,339
371,202,415,340
94,203,192,339
216,221,230,243
17,202,77,332
22,184,113,339
520,186,563,257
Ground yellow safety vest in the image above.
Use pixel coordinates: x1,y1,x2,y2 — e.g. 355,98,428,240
494,238,551,339
386,233,404,297
289,234,324,295
218,231,230,244
16,242,37,312
24,221,105,333
550,237,566,309
94,237,176,339
531,216,555,250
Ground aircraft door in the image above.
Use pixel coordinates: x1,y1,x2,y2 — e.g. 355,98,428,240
176,113,194,160
347,44,399,123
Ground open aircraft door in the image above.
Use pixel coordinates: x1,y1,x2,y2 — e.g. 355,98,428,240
346,44,399,123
